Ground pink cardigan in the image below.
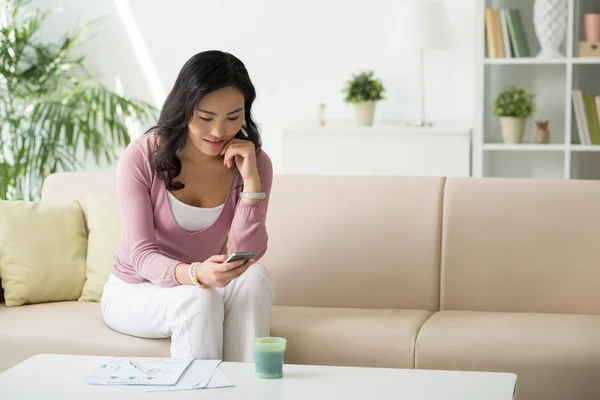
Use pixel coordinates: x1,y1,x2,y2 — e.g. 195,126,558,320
111,133,272,287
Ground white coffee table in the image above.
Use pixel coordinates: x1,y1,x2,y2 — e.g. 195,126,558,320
0,354,517,400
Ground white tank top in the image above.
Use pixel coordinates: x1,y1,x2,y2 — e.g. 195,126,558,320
167,192,224,232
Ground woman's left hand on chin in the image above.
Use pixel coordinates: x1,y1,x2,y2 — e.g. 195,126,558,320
221,138,260,182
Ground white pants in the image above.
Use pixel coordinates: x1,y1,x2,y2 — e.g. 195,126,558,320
100,263,274,362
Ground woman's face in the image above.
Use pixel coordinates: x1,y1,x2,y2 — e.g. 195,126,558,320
187,85,245,158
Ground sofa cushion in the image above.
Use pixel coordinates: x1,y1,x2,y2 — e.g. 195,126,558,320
0,302,169,372
271,305,431,369
0,200,88,307
79,195,122,302
415,311,600,400
261,175,445,311
1,303,431,373
440,177,600,315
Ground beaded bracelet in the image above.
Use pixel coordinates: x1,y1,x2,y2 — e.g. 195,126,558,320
188,262,205,288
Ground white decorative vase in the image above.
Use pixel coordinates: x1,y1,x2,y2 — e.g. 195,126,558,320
499,117,526,144
534,0,568,58
353,101,376,126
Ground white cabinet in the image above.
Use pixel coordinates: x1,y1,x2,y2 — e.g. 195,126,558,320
281,124,471,177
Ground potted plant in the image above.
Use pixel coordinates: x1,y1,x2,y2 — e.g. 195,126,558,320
342,70,385,126
493,86,535,144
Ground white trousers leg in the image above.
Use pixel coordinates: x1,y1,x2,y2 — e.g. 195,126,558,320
100,263,274,361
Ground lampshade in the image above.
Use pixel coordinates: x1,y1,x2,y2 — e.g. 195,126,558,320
389,0,454,50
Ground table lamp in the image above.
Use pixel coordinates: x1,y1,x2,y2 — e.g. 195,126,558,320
389,0,454,127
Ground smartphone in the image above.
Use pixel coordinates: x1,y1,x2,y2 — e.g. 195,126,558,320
224,251,255,264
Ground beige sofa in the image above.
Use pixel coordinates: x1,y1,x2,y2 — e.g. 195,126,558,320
2,172,600,400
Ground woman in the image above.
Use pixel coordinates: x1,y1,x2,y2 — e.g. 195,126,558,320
100,50,274,362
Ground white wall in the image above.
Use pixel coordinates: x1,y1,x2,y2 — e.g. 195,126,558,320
30,0,476,173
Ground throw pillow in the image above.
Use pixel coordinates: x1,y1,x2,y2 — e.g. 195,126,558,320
0,200,88,307
78,195,121,302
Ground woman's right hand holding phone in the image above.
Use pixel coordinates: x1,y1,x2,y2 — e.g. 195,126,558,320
195,254,255,288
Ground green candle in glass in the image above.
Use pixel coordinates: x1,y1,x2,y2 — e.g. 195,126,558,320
252,337,287,379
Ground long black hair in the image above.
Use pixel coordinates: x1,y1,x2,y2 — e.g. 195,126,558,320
148,50,262,191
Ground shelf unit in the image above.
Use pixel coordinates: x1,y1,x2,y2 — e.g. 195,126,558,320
473,0,600,180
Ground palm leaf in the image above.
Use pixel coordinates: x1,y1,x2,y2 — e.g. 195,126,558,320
0,0,158,200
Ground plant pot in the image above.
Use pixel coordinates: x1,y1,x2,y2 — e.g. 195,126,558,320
353,101,376,126
499,117,526,144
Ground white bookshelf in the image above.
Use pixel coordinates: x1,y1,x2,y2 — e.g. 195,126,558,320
473,0,600,180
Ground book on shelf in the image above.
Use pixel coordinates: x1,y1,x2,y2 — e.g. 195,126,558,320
485,8,530,58
572,89,600,145
500,10,512,58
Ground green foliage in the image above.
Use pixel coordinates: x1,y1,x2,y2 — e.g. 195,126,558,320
342,70,385,104
493,86,535,118
0,0,157,200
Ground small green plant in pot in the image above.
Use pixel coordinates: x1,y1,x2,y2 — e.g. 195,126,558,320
493,86,535,144
342,70,385,126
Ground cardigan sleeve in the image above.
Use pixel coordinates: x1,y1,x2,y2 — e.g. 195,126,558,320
115,142,182,287
227,150,273,261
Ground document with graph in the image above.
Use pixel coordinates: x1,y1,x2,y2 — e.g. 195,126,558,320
86,357,194,386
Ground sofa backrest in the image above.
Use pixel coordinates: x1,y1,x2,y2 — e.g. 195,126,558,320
41,172,445,312
260,175,445,311
40,172,600,315
41,172,117,222
440,177,600,315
